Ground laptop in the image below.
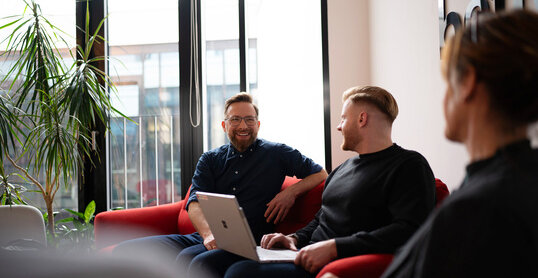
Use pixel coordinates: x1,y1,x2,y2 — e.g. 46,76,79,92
196,191,297,263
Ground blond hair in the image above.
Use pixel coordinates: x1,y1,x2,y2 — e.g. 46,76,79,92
343,86,399,123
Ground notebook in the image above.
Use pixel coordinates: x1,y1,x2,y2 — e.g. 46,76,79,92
196,191,297,263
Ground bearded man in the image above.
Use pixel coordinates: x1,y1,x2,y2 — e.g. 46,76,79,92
113,93,327,272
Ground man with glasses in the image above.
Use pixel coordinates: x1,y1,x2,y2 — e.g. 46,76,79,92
114,93,327,273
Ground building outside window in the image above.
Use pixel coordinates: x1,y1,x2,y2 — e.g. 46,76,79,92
1,0,326,212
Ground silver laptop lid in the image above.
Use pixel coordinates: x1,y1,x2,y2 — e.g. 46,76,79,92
196,191,259,261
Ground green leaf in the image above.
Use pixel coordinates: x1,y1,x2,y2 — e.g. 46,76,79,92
56,217,75,224
64,208,84,219
84,200,96,223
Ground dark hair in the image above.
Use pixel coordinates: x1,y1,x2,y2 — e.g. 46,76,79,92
442,9,538,124
343,86,399,124
224,93,259,117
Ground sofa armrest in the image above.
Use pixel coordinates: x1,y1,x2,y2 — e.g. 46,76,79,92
94,201,184,249
276,177,325,235
316,254,394,278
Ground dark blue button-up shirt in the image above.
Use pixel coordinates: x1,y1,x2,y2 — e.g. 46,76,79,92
187,138,323,241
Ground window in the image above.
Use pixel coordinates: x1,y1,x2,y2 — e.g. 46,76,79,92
1,0,329,213
203,0,326,166
108,0,181,208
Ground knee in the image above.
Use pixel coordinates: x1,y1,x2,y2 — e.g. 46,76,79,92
224,261,260,278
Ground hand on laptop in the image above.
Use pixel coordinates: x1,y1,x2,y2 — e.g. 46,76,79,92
261,233,298,251
203,234,217,250
265,189,296,224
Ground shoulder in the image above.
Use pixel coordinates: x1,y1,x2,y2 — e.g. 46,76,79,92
200,144,229,161
257,138,295,152
391,144,431,167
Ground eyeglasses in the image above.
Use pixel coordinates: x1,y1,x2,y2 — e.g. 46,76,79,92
225,116,258,127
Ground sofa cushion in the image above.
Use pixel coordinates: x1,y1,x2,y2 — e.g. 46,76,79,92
177,186,196,234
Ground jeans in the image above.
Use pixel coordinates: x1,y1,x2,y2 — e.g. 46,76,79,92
189,249,314,278
113,233,207,268
224,260,313,278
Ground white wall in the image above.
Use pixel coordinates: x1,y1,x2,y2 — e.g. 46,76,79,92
327,0,372,169
327,0,468,190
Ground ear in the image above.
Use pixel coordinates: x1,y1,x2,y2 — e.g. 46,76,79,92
222,121,226,131
257,121,260,128
358,111,368,127
459,66,478,102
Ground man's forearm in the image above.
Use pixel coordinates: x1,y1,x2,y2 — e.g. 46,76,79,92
187,201,212,238
286,169,327,197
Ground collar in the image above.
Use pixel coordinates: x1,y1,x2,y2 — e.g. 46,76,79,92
357,143,400,160
465,139,531,178
227,138,261,157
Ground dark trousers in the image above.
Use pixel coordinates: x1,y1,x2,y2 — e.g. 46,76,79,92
189,249,313,278
113,233,208,273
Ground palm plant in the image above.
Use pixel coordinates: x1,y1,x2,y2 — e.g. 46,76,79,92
0,0,124,237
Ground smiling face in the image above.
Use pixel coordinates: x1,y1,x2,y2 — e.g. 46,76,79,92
222,101,260,152
337,99,362,152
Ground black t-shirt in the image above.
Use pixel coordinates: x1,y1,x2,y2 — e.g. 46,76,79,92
295,144,436,259
383,140,538,277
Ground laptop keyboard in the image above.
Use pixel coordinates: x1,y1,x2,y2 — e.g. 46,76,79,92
256,247,297,261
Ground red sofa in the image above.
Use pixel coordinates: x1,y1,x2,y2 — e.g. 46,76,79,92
94,177,449,278
94,176,324,250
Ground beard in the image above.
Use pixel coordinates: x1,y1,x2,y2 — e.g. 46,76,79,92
340,132,360,152
228,128,257,152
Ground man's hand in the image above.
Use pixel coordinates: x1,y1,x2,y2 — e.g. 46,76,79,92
203,233,217,250
260,233,298,250
295,239,337,273
264,188,296,224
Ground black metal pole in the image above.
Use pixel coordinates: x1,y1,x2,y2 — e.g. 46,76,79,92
321,0,332,173
238,0,247,92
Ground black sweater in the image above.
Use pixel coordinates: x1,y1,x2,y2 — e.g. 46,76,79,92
295,144,436,259
382,140,538,278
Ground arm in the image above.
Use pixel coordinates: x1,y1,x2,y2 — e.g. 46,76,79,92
260,232,337,274
265,169,328,224
187,201,217,250
185,153,218,250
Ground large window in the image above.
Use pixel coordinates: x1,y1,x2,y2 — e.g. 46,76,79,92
1,0,328,213
108,0,181,209
203,0,325,165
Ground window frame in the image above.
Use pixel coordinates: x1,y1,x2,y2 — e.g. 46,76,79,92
78,0,330,213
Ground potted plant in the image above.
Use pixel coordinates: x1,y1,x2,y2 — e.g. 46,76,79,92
0,0,125,238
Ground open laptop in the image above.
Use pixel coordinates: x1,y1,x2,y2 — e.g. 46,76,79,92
196,191,297,263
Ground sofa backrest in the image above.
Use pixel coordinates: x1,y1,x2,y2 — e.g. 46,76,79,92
276,177,325,235
434,178,449,207
177,186,196,234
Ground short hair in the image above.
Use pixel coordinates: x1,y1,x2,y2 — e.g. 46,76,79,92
343,86,399,123
224,93,259,117
442,9,538,125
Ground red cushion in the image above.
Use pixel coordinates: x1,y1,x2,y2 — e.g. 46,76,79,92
435,178,449,206
276,177,325,234
94,201,183,249
177,186,196,234
317,254,394,278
